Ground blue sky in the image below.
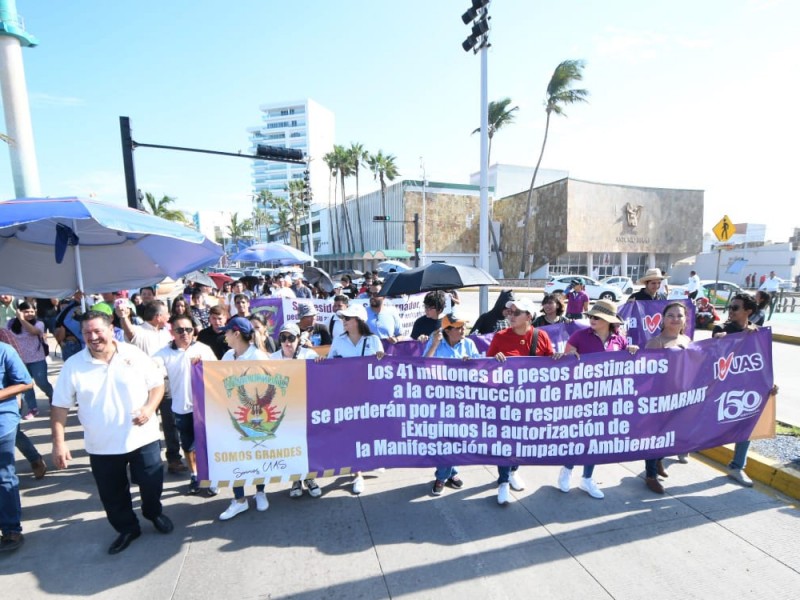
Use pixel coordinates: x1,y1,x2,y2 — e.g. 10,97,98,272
2,0,799,242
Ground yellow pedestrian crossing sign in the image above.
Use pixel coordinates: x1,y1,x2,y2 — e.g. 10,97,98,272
713,215,736,242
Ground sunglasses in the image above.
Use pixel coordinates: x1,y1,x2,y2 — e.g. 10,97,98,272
280,334,298,343
508,309,526,317
173,327,194,335
728,305,743,312
343,315,354,321
589,315,604,321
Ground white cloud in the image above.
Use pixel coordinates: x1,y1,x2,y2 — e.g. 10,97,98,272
29,93,85,107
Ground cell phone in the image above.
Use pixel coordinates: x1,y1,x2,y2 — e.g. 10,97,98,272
114,298,127,309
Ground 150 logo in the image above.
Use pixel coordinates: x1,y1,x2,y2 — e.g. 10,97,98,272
715,390,762,423
713,352,764,380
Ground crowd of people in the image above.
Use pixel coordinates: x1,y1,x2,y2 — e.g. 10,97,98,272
0,266,778,556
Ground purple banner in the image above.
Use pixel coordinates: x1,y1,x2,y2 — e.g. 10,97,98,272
618,299,696,346
193,329,773,481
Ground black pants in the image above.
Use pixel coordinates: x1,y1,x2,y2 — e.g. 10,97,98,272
89,440,163,534
159,392,182,462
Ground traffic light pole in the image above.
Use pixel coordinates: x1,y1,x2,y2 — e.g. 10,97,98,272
119,116,306,210
373,213,421,267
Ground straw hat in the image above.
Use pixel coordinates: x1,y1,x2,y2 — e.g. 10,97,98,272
637,268,668,285
585,299,622,324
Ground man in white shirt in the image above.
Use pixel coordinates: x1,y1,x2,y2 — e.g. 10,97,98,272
154,314,217,495
117,300,187,475
686,270,701,300
759,271,782,293
51,311,173,555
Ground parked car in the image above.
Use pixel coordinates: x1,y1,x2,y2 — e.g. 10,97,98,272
544,275,621,301
668,280,742,307
601,276,635,295
223,269,245,280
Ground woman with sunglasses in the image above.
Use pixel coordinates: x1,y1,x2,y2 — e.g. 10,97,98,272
486,297,555,505
269,323,321,498
325,304,384,494
642,302,692,492
218,317,271,521
423,313,480,496
555,299,638,499
712,292,779,487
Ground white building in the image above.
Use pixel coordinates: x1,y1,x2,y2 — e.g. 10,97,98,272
247,98,334,207
193,209,232,245
469,163,569,201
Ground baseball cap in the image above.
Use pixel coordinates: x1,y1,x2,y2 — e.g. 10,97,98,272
221,316,253,335
506,297,537,314
280,322,301,336
296,302,318,319
441,313,466,329
337,304,368,322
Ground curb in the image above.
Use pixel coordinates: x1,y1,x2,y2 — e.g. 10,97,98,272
699,445,800,500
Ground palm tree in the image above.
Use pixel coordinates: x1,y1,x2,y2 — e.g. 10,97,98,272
367,150,400,249
250,206,272,243
519,60,588,278
348,142,369,251
472,97,519,166
323,150,341,255
142,192,189,223
333,144,355,253
285,179,307,248
227,212,251,253
472,97,519,275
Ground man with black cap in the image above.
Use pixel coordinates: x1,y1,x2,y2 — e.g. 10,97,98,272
296,302,332,348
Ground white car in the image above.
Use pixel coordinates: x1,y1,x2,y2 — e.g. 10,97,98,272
601,276,635,295
668,280,743,307
544,275,621,301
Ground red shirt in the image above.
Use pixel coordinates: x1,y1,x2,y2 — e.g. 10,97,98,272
486,327,554,358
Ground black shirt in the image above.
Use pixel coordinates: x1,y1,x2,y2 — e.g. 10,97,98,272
410,316,440,339
197,327,229,359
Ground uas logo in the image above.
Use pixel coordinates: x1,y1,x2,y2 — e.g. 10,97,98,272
643,313,662,334
713,352,764,381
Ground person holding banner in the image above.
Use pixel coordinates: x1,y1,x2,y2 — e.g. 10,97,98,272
269,323,322,499
218,317,271,520
712,293,778,487
325,304,384,494
424,313,479,496
154,314,218,496
628,269,668,302
643,302,693,492
487,297,554,505
556,299,638,499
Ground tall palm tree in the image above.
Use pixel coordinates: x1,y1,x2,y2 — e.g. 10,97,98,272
519,60,588,278
285,179,307,248
250,206,272,243
333,144,355,253
472,97,519,275
367,150,400,249
348,142,369,251
323,150,341,255
143,192,188,223
227,212,251,253
472,97,519,166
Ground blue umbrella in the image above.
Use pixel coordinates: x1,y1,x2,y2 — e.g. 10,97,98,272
0,197,223,298
231,242,313,265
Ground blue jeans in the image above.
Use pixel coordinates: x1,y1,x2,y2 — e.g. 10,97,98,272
15,425,41,464
234,484,265,500
644,458,664,478
0,429,22,535
564,464,594,478
89,440,164,534
497,465,518,484
730,441,750,470
435,466,458,481
23,360,53,412
173,412,195,453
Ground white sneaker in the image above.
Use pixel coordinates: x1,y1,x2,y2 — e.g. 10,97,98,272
254,491,269,511
497,482,511,505
728,467,753,487
508,471,526,491
219,499,249,520
305,479,322,498
677,453,689,464
579,477,604,499
289,481,303,498
352,475,365,495
557,467,572,493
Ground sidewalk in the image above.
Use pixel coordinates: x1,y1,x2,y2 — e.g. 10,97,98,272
3,407,800,599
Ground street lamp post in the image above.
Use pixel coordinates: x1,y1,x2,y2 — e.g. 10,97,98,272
461,0,491,315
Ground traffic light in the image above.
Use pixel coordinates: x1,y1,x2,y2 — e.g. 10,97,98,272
373,215,391,221
461,0,490,53
256,144,305,162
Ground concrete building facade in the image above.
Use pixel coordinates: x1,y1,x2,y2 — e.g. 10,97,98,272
494,178,704,281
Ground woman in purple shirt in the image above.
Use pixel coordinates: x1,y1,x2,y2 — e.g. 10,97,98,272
565,280,589,320
555,299,638,499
